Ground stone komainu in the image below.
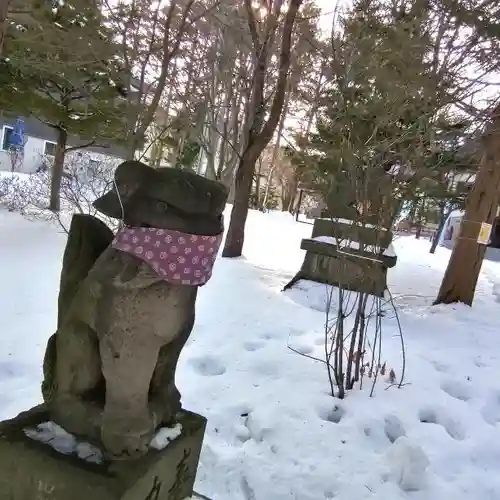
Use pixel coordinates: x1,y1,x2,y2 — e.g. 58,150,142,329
41,161,228,460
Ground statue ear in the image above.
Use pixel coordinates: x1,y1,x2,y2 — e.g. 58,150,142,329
94,162,229,221
93,190,123,219
58,214,114,327
93,161,154,219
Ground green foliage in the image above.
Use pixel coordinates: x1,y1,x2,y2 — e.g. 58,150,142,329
0,0,129,144
249,184,279,211
291,0,472,225
283,142,310,185
176,140,201,170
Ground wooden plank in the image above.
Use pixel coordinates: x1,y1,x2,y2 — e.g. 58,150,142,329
297,182,319,192
300,238,397,268
321,206,382,226
311,219,393,248
298,253,388,297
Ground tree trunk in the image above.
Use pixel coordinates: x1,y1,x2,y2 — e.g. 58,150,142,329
221,87,245,188
255,157,263,209
262,165,275,210
222,0,303,258
281,174,298,212
125,139,137,161
263,86,291,210
49,127,68,212
430,203,448,254
295,189,303,220
288,187,298,213
222,152,257,257
414,198,425,239
122,1,196,159
435,105,500,305
282,189,292,212
215,94,232,180
0,0,11,57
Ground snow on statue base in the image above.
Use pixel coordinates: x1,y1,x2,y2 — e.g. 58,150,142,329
0,406,206,500
0,163,226,499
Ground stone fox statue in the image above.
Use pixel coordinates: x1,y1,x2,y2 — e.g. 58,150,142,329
41,161,228,460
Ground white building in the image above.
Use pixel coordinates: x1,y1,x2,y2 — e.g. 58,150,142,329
0,116,126,174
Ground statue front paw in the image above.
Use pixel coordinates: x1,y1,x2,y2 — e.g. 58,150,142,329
101,413,155,460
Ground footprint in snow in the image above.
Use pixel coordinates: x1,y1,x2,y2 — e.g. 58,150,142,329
480,391,500,425
474,358,487,368
243,341,265,352
418,407,465,440
427,359,449,373
441,379,472,402
384,436,430,492
188,356,226,377
363,422,390,452
364,415,406,450
288,342,314,355
288,328,305,337
250,361,280,378
318,404,346,424
260,333,275,340
384,415,406,443
0,360,30,378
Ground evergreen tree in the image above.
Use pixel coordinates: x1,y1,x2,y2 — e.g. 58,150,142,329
297,0,465,228
433,0,500,305
0,0,129,211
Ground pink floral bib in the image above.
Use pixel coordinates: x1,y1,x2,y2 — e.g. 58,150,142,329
112,226,223,286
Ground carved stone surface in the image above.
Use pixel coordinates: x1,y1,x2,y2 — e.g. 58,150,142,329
0,406,206,500
40,161,228,460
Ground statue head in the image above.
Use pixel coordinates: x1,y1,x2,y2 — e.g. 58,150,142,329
93,161,229,236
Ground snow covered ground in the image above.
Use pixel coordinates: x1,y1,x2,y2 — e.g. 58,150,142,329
2,207,500,499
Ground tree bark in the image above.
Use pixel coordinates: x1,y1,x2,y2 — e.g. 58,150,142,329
255,157,262,209
295,189,303,220
223,149,260,255
49,127,68,212
414,197,426,239
215,84,233,180
288,186,298,213
222,0,303,258
125,0,196,159
220,79,246,189
0,0,11,57
435,104,500,305
262,164,275,210
282,184,294,212
429,203,449,254
263,87,291,210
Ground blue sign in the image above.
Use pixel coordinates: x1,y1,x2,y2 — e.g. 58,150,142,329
10,118,26,151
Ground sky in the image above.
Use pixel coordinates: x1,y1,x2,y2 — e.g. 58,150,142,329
313,0,498,111
315,0,342,32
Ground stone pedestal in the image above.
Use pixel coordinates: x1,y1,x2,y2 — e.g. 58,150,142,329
0,406,206,500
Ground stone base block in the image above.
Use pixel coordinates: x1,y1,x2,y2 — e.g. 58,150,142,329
0,405,206,500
